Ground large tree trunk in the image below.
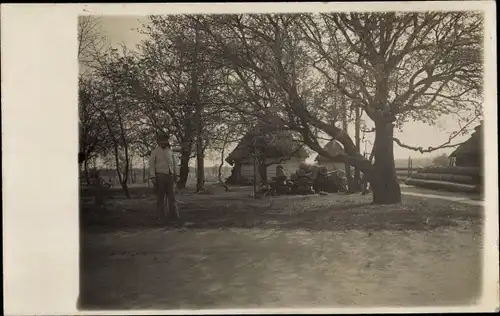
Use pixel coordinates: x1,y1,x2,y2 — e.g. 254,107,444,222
218,163,229,192
118,162,130,199
371,122,401,204
178,156,190,189
342,123,353,193
217,132,231,192
112,149,130,199
84,159,90,184
195,137,205,192
192,24,205,193
252,153,258,198
353,105,361,192
120,180,130,198
340,74,352,193
118,136,130,198
177,125,194,189
129,163,133,184
142,156,146,183
218,143,229,192
259,162,268,185
177,147,191,189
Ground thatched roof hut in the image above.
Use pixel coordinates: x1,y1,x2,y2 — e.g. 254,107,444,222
449,123,482,157
449,122,483,167
314,139,345,165
226,124,309,165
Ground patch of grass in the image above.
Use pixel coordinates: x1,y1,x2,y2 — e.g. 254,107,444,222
80,187,483,309
81,188,482,233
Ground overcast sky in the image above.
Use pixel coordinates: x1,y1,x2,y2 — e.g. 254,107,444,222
95,16,479,165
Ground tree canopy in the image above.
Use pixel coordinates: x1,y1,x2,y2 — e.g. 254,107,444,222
79,12,483,203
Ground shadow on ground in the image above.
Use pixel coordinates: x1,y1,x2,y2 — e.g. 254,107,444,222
81,186,483,233
79,186,483,310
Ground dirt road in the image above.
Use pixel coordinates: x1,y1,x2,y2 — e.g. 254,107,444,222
80,190,483,310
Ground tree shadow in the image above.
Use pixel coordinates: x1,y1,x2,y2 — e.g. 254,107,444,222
81,189,483,234
78,189,484,311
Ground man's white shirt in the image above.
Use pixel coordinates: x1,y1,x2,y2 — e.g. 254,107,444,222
149,147,178,177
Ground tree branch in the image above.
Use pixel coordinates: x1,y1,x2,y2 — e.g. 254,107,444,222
392,138,464,154
393,113,480,153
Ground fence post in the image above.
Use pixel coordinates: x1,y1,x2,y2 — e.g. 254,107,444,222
408,156,412,178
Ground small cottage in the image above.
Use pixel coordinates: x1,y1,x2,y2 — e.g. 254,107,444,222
449,123,483,168
225,124,309,184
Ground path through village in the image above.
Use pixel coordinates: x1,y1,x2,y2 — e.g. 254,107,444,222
400,184,484,206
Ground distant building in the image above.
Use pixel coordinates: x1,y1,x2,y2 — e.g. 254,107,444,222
449,122,483,168
225,124,309,184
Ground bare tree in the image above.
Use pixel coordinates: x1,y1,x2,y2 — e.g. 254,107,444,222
300,12,482,203
85,48,140,198
211,125,239,191
191,12,483,204
125,16,232,189
78,16,109,70
79,77,108,183
78,16,110,170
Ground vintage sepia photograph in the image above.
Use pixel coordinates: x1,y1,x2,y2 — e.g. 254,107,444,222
76,9,491,311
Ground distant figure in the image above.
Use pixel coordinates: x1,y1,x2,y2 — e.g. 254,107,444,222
299,162,312,173
149,134,178,223
276,165,286,179
296,168,307,177
332,168,348,193
310,165,320,179
360,172,371,195
313,166,328,193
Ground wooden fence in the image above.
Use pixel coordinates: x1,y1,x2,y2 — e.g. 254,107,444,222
392,156,418,182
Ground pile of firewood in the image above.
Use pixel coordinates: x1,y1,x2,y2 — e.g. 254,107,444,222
405,166,482,193
266,163,349,196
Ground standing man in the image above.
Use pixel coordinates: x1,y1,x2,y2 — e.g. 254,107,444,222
149,134,179,223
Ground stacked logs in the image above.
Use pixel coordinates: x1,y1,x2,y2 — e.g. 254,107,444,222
267,163,343,195
404,166,482,193
289,163,316,195
396,167,411,182
282,164,349,195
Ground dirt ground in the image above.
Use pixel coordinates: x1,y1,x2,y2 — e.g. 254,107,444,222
79,186,484,310
400,184,483,201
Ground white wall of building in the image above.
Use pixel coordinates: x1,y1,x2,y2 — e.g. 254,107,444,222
267,157,304,179
240,157,305,182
